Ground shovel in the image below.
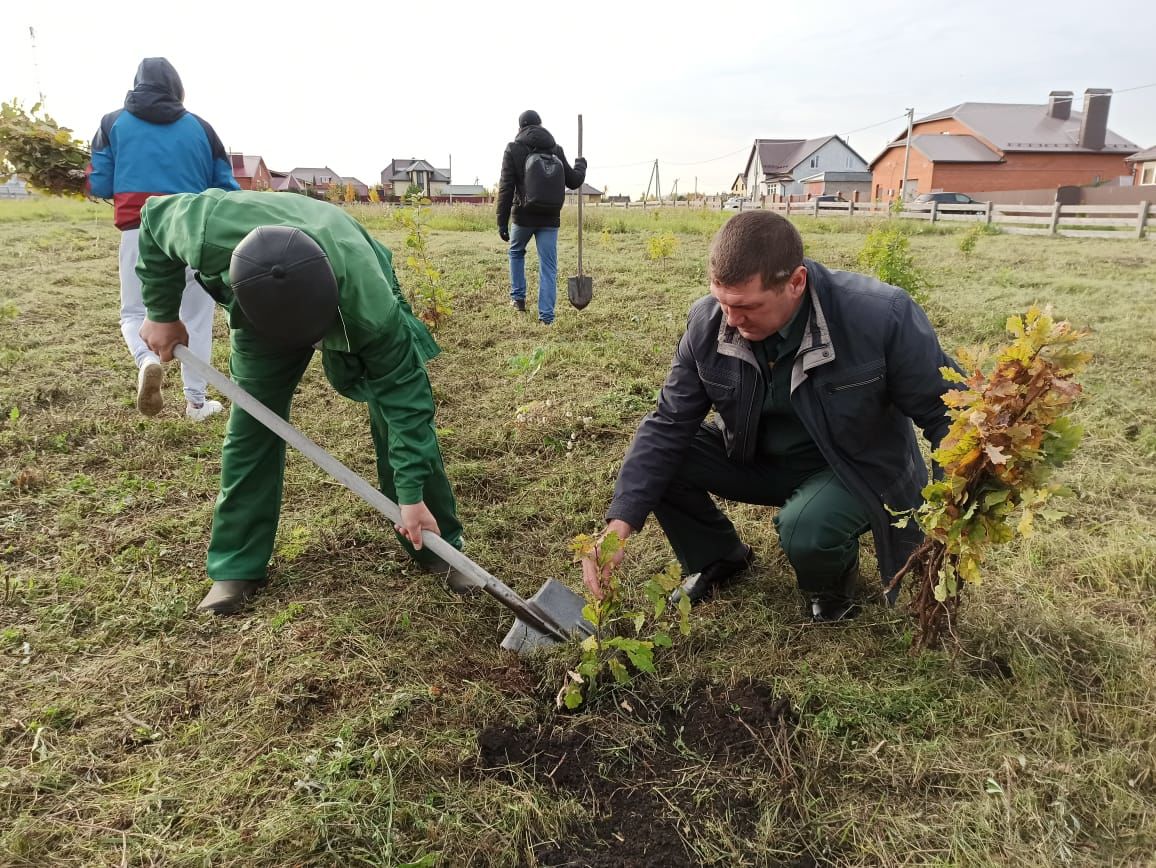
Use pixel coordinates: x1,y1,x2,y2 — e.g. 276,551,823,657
567,113,593,310
173,345,594,653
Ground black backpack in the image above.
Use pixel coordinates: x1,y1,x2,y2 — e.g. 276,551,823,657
521,148,566,214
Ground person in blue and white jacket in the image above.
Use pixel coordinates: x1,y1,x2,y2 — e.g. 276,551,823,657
87,57,239,421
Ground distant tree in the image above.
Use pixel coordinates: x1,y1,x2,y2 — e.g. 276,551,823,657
404,182,423,199
368,185,380,204
344,183,355,204
0,100,88,196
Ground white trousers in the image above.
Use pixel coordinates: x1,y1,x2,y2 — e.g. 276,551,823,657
119,228,216,405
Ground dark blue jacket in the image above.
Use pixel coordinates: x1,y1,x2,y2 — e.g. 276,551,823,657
87,58,238,230
608,259,960,587
496,124,585,231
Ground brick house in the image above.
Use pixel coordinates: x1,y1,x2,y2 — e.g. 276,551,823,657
870,89,1139,201
380,158,450,199
737,136,869,200
1127,146,1156,187
229,153,271,191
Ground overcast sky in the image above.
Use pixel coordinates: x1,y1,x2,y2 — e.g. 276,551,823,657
3,0,1153,197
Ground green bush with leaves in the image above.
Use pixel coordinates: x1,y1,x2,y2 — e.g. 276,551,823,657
645,232,679,270
0,100,89,196
557,532,690,709
857,223,927,303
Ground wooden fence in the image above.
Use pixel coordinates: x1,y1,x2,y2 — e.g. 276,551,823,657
587,197,1154,239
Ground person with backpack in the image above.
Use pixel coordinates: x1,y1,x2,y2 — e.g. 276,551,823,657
87,57,239,421
496,110,587,325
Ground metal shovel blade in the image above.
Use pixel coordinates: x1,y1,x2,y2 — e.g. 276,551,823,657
567,275,593,310
501,578,594,653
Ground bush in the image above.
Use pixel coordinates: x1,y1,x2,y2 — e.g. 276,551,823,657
857,224,927,303
0,101,89,196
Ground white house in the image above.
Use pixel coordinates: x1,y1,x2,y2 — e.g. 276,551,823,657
380,158,451,198
737,136,869,200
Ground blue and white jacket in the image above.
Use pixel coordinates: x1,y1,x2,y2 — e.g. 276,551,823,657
87,58,238,230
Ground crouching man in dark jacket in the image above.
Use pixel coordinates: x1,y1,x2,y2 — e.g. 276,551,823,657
582,211,959,621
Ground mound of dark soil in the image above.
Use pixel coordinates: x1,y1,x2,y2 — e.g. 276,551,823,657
474,678,798,867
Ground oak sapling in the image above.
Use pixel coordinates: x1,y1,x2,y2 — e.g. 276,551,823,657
889,305,1089,649
392,193,452,331
557,532,690,709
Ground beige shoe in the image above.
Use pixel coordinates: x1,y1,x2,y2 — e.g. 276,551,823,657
196,580,268,615
136,361,165,417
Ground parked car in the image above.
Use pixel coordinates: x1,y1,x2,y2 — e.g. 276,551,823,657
813,194,845,203
912,191,986,214
723,197,744,210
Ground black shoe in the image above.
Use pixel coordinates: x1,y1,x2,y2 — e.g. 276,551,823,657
511,298,526,312
807,561,860,623
669,545,754,607
538,318,553,326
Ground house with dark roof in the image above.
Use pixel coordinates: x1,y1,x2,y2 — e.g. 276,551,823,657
269,170,306,193
565,182,604,205
381,158,451,199
737,136,869,200
342,177,370,200
1126,146,1156,187
287,167,343,196
870,89,1140,201
229,154,271,191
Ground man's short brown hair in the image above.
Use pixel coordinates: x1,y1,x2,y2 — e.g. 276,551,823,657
709,211,804,290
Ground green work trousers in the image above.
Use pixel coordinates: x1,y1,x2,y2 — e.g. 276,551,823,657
206,329,462,581
652,425,871,593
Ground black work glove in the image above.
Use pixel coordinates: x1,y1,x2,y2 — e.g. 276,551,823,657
499,227,510,242
574,156,588,171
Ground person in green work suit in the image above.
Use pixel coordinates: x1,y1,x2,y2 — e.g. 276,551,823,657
135,189,463,615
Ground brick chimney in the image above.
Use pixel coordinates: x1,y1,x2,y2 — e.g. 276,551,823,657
1046,90,1073,120
1078,88,1112,150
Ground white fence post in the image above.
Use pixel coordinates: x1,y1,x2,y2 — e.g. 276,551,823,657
984,201,993,225
1138,201,1150,239
1049,202,1062,235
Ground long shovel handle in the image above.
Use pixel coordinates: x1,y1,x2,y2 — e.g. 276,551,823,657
576,113,584,278
172,345,571,641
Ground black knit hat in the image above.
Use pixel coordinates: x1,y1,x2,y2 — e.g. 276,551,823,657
518,109,541,128
229,226,339,348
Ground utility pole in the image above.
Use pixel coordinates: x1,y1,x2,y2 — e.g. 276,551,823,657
28,27,45,106
448,154,452,204
900,107,914,202
654,159,661,204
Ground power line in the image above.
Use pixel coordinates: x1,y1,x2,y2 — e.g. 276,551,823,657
665,145,751,166
842,112,908,138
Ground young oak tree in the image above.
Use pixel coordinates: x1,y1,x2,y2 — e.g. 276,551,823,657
889,306,1089,649
557,533,690,710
